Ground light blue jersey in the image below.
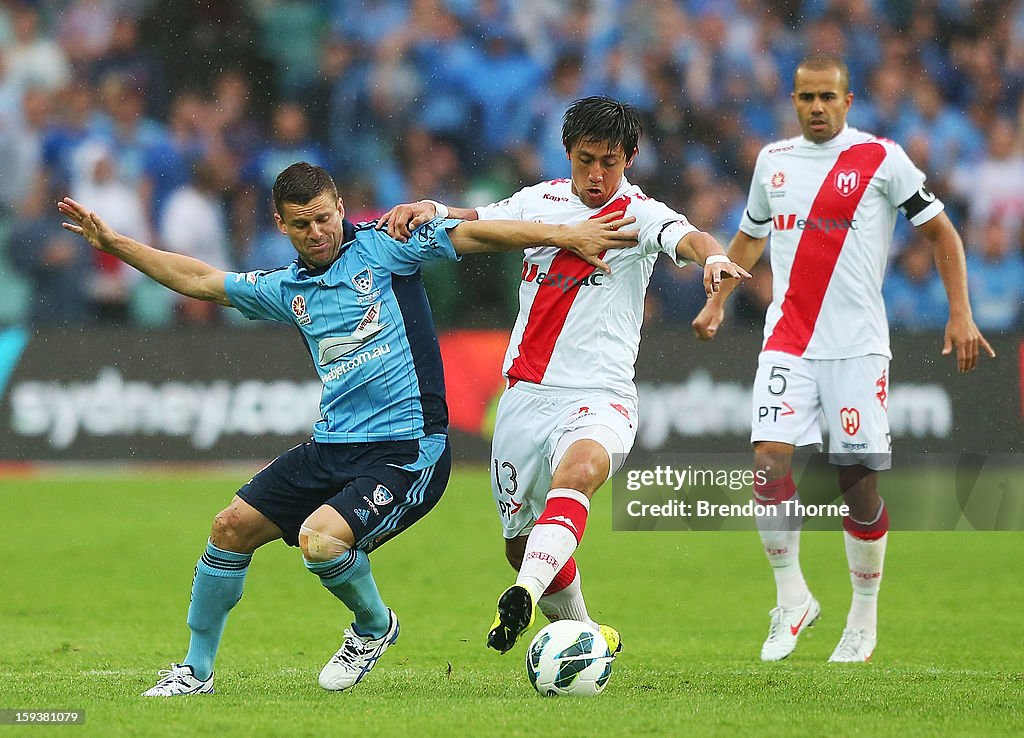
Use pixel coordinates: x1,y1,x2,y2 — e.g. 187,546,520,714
225,218,461,444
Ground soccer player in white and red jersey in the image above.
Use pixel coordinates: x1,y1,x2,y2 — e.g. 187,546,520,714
380,96,749,654
693,54,994,663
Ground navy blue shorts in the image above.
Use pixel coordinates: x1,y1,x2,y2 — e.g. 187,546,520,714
237,434,451,552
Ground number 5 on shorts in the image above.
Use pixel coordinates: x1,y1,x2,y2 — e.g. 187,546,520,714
768,365,789,396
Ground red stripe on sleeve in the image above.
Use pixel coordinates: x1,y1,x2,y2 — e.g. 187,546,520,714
507,195,630,384
764,143,887,356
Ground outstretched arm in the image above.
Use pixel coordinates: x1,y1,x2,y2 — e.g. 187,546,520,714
917,211,995,372
675,230,752,299
378,200,479,241
446,212,638,274
691,230,767,340
58,197,231,306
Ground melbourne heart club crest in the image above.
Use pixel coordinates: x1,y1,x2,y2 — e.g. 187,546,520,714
834,170,860,196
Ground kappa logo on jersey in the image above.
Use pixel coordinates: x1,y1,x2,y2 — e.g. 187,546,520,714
317,302,389,365
771,171,786,188
291,295,312,326
876,370,888,410
772,214,858,232
521,262,604,293
834,170,861,196
610,403,631,423
840,407,861,436
543,193,570,202
372,484,393,506
351,268,373,293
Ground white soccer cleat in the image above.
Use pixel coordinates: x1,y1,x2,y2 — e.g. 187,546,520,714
828,628,877,662
760,594,821,662
141,663,214,697
319,609,400,691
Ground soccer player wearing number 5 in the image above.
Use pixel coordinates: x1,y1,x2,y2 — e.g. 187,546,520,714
693,54,994,663
57,162,638,696
380,97,750,655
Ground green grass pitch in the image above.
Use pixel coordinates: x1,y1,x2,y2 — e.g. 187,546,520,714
1,467,1022,737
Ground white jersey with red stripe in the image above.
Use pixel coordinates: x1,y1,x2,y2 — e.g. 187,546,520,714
476,177,696,401
740,126,944,360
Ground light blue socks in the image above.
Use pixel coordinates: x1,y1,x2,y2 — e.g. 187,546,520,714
305,549,390,638
182,541,251,680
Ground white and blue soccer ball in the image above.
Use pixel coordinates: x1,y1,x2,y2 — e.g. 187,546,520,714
525,620,614,697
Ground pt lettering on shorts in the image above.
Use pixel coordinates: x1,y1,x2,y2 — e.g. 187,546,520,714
758,401,796,423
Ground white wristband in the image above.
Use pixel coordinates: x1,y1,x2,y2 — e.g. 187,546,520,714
418,199,449,220
705,254,731,265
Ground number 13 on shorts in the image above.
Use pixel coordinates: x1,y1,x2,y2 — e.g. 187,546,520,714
493,459,523,522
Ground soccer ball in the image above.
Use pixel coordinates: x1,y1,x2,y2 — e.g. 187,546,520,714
525,620,614,697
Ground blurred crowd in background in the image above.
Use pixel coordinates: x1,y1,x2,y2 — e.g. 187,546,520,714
2,0,1024,333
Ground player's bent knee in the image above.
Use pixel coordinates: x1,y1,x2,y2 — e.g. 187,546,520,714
298,524,351,562
210,507,253,552
552,444,610,495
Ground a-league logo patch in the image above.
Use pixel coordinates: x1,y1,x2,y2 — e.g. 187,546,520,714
771,171,785,188
291,295,312,326
834,170,860,196
372,484,394,506
840,407,861,436
351,268,373,293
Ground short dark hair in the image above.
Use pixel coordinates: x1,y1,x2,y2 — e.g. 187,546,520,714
794,53,850,94
562,96,642,157
272,162,338,215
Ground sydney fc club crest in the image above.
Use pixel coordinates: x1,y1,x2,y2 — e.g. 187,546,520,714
372,484,394,506
351,268,373,293
834,170,860,196
291,295,311,326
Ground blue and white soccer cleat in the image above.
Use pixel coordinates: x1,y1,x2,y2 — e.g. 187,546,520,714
760,594,821,661
141,663,214,697
319,609,400,691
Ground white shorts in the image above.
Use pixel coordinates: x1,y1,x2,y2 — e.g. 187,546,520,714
750,351,892,470
490,382,638,539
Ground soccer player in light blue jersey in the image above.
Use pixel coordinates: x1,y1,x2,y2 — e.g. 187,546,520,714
58,162,636,696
